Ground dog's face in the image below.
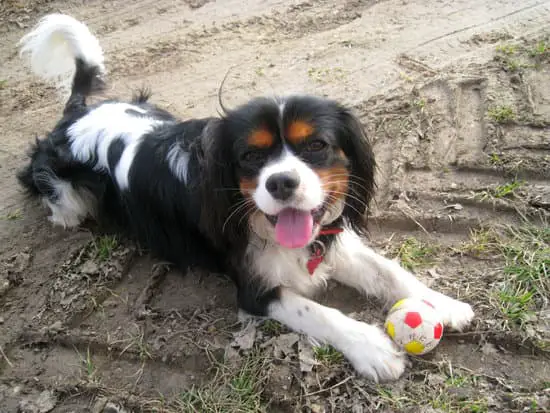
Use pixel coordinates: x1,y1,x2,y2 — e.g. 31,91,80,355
201,96,375,249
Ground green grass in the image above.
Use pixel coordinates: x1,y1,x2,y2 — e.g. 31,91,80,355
413,98,427,109
475,179,524,201
307,67,345,83
497,225,549,326
529,41,548,57
496,44,517,55
75,347,100,384
312,344,344,366
0,79,7,89
430,391,488,413
116,324,153,362
492,179,524,198
1,209,22,221
446,374,469,387
395,237,438,271
460,225,549,330
177,351,269,413
377,374,489,413
488,105,515,123
489,153,503,166
93,235,118,261
259,319,283,336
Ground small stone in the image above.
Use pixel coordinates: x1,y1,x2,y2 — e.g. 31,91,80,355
510,74,521,84
0,316,4,324
352,405,364,413
47,321,64,334
481,342,498,355
91,397,107,413
231,321,257,350
81,260,99,275
18,390,57,413
0,278,10,296
309,403,325,413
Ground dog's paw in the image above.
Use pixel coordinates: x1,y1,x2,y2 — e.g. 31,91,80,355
433,297,474,331
339,320,407,382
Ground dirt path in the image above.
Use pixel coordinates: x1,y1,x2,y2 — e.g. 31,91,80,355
1,1,549,412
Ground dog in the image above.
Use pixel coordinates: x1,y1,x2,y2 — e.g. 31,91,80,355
16,14,474,382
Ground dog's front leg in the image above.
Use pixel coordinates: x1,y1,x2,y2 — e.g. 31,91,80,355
267,288,406,382
330,230,474,331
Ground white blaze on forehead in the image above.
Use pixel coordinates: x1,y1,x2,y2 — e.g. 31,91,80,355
253,147,324,216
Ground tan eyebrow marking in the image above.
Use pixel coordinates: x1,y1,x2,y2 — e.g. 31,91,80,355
247,129,274,148
287,120,314,144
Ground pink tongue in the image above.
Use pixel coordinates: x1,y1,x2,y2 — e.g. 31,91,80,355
275,208,314,249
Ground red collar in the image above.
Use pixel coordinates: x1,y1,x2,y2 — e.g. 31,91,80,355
306,227,343,275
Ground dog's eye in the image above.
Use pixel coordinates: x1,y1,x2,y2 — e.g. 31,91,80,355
305,140,328,152
242,150,267,164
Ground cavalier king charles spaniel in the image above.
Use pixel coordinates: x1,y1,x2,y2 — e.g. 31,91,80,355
17,14,474,382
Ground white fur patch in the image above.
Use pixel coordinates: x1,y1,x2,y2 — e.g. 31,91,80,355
68,103,164,189
166,143,190,183
114,139,141,191
19,13,105,94
43,179,96,228
246,233,330,296
253,148,323,216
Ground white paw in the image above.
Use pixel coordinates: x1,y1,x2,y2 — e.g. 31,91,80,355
432,297,474,331
338,320,407,382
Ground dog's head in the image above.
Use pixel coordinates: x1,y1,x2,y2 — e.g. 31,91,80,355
200,95,375,249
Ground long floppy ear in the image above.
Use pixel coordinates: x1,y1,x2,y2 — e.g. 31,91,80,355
198,119,245,250
337,107,376,235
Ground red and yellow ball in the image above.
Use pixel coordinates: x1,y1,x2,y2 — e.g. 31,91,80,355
384,297,444,355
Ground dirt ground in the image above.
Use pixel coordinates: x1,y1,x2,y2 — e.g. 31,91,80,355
1,0,549,412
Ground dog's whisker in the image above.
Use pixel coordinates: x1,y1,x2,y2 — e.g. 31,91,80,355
237,205,256,228
325,190,369,209
222,199,255,232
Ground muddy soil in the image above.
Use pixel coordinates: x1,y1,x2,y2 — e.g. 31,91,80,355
1,1,549,412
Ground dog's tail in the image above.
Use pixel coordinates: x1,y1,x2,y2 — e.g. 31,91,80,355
19,13,106,110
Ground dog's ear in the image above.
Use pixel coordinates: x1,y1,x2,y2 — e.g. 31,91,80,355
198,119,246,249
336,107,376,235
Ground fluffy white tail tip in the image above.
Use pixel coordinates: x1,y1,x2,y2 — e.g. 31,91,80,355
18,13,105,85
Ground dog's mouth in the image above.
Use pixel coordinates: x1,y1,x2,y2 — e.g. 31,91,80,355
265,205,325,249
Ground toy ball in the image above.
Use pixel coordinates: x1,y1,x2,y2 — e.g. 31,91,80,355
384,297,444,355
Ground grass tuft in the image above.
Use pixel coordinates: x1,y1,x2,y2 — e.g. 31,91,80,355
489,153,503,166
529,41,548,57
93,235,118,261
177,350,269,413
1,209,22,221
496,44,517,55
460,224,549,330
313,344,344,366
488,105,515,123
395,237,438,271
492,180,524,198
475,179,524,201
259,319,283,336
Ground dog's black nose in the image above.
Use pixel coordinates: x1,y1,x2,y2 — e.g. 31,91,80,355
266,171,300,201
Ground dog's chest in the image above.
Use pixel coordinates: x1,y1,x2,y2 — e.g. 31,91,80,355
247,241,333,295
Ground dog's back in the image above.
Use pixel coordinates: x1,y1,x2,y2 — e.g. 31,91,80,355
17,14,224,272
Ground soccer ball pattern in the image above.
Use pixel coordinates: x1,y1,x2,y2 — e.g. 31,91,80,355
384,298,444,355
